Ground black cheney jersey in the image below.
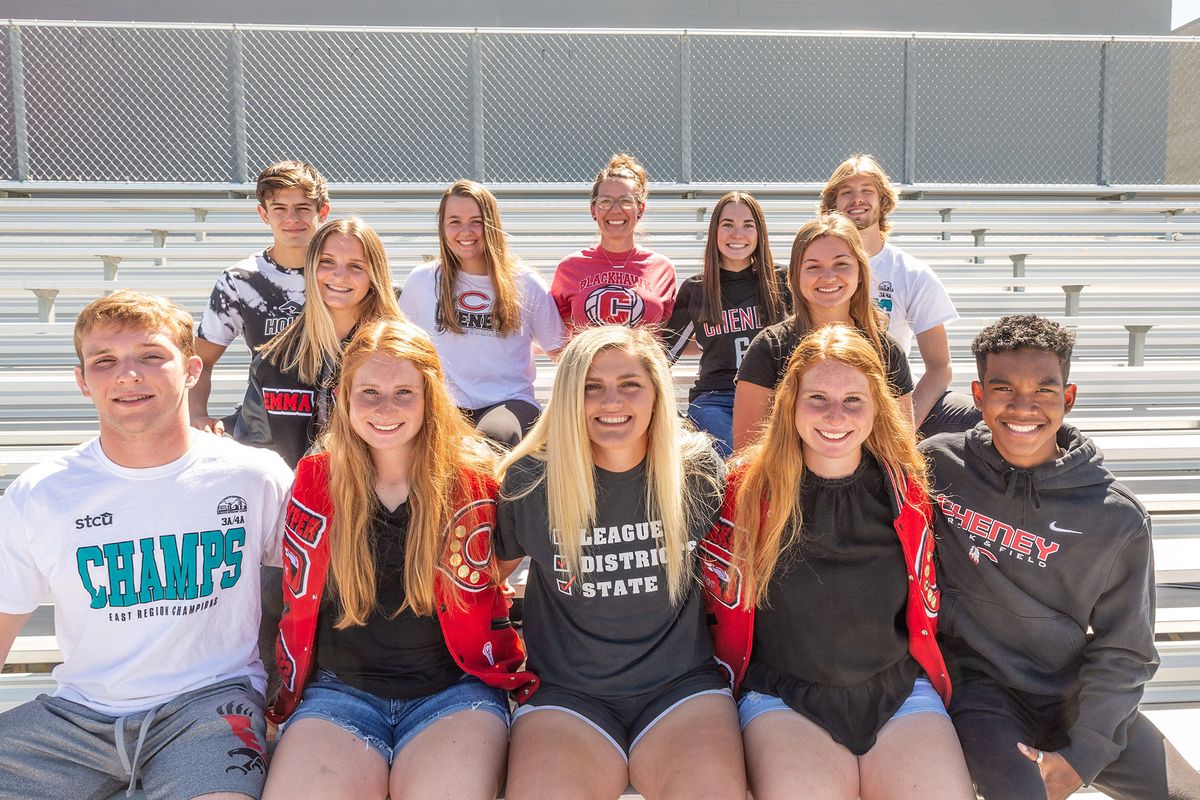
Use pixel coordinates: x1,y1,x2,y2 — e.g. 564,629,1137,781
662,267,791,402
197,252,306,351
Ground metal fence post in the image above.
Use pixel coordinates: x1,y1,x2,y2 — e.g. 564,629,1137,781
679,32,692,185
227,26,248,183
1096,39,1113,186
9,23,29,182
903,36,917,185
471,31,484,182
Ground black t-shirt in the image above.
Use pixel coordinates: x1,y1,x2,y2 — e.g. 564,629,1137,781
316,501,463,700
663,266,791,401
743,456,918,755
736,319,913,397
495,452,724,698
232,329,355,468
231,352,330,469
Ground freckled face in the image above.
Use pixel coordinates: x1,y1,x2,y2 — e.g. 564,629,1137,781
348,354,426,461
793,359,875,478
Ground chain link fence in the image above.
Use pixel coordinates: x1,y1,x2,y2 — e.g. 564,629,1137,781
3,21,1198,185
481,33,682,182
689,34,908,182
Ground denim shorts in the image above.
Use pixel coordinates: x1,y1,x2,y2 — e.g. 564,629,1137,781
737,676,947,730
281,671,510,765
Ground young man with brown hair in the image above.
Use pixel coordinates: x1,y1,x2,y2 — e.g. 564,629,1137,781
191,160,330,434
0,291,293,800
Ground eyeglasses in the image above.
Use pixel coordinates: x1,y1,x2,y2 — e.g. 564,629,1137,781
593,196,640,211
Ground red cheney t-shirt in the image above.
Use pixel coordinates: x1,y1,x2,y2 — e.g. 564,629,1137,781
550,246,677,331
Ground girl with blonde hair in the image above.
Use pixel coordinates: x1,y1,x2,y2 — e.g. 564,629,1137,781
731,212,914,450
495,325,745,800
550,153,678,331
264,319,537,800
232,217,402,467
663,190,790,456
701,323,973,800
400,180,566,446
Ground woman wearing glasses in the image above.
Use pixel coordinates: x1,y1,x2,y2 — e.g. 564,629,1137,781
551,153,677,333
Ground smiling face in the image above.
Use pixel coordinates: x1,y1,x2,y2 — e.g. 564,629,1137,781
442,193,488,272
257,186,330,256
715,201,758,271
793,358,875,478
315,233,372,318
973,349,1076,469
348,353,426,463
75,323,202,445
583,347,655,472
798,235,859,322
591,178,643,250
833,175,882,232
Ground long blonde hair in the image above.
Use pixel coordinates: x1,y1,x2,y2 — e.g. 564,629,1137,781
498,325,718,606
259,218,402,384
436,180,521,336
787,212,890,355
321,318,496,626
732,323,928,607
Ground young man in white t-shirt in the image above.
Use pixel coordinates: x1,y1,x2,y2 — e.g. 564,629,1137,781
190,160,331,434
0,291,293,800
820,154,980,436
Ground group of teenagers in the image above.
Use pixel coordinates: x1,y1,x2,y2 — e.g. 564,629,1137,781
0,153,1196,800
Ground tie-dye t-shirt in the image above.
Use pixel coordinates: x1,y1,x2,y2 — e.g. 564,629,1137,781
197,252,306,351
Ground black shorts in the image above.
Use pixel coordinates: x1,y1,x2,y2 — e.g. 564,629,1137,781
513,662,731,759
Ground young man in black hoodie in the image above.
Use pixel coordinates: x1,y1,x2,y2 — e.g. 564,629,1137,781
920,314,1200,800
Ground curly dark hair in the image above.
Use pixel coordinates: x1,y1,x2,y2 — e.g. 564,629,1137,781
972,314,1076,382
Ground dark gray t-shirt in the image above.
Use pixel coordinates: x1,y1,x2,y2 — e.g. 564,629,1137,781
496,452,724,698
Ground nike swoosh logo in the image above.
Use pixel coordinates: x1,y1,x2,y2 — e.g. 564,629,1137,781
1049,521,1084,535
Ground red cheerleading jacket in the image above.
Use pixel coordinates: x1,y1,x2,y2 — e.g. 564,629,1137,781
699,460,952,705
267,452,539,723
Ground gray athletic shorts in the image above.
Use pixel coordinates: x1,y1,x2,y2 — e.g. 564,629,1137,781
0,676,267,800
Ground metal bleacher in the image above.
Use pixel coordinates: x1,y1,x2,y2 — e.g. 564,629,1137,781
1,181,1198,783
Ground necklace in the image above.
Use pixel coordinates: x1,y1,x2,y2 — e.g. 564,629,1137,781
596,243,637,270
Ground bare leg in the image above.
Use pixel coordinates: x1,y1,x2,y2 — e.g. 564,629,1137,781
859,712,975,800
262,718,388,800
628,693,745,800
504,709,629,800
389,710,509,800
743,709,860,800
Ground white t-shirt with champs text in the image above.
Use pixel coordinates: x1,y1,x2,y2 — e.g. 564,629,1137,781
0,432,293,715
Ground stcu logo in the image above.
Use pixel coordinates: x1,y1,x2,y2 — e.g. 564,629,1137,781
584,286,645,326
456,290,491,312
